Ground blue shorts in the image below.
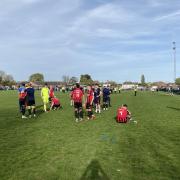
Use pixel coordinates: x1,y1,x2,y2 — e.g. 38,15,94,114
103,97,108,103
94,97,100,104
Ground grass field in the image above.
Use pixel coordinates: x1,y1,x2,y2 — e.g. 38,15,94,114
0,91,180,180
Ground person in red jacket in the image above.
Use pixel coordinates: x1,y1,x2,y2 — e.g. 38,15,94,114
86,85,95,120
49,86,55,103
117,104,131,123
72,83,84,122
50,97,61,110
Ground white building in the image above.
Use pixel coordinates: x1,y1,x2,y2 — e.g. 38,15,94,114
121,84,136,90
151,86,158,92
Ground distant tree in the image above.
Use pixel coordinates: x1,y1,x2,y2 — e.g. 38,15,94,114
69,76,78,84
4,74,14,82
80,74,93,85
141,74,146,85
29,73,44,82
175,78,180,85
62,75,70,84
0,71,6,83
0,70,15,86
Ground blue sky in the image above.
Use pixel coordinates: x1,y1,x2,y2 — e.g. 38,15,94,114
0,0,179,82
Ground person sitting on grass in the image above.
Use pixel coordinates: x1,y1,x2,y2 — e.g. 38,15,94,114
50,97,61,110
116,104,131,123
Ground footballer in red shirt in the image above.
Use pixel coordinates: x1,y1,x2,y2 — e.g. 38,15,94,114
86,86,95,120
50,97,61,110
49,86,55,103
18,83,27,119
72,83,84,122
49,86,55,98
117,104,131,123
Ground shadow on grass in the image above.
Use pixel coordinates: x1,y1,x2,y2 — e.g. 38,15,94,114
167,106,180,111
16,105,44,118
35,105,45,117
35,109,44,117
80,160,110,180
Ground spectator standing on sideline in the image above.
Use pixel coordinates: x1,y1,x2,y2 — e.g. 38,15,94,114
134,86,137,96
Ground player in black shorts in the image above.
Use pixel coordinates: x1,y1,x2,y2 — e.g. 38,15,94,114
94,85,101,113
103,85,110,110
26,83,36,118
72,83,84,122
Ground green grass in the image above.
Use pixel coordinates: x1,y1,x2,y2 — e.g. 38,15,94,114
0,91,180,180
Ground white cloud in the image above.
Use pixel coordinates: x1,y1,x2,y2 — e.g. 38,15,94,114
154,10,180,21
147,0,164,7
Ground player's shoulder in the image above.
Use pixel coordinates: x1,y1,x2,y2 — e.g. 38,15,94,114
18,87,22,92
42,87,46,91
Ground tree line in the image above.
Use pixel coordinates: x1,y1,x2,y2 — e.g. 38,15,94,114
1,70,180,86
0,71,15,86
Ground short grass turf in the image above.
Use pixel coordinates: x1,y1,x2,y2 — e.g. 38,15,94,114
0,91,180,180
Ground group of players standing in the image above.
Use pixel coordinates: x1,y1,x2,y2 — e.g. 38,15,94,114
18,82,131,123
70,83,111,122
18,82,112,121
18,83,61,119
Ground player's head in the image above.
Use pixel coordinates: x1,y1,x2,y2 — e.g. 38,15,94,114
22,83,25,87
76,83,80,88
44,83,48,87
95,84,99,88
26,83,31,87
123,104,128,107
87,85,91,90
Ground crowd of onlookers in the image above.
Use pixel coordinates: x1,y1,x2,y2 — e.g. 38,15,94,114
0,84,180,95
0,85,16,90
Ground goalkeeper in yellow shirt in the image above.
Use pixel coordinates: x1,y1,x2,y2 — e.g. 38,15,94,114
41,83,50,112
